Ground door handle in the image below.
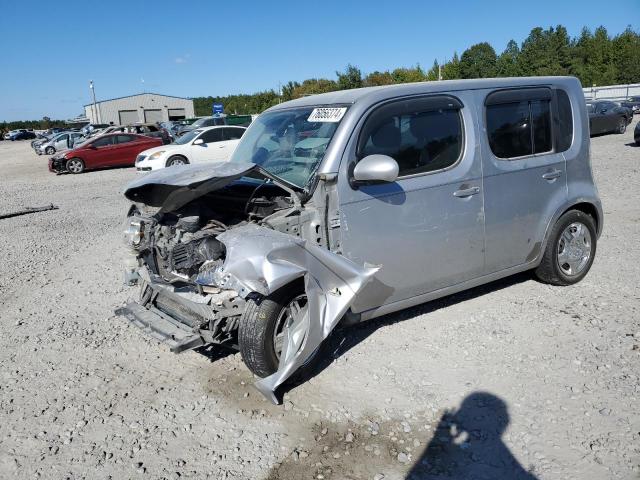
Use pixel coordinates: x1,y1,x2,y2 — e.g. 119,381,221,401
453,186,480,198
542,169,563,180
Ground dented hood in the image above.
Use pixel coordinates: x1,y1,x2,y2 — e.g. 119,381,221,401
124,162,258,212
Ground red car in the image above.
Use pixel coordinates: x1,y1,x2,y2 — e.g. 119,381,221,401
48,133,163,174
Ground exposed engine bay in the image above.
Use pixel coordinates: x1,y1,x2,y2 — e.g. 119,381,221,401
117,162,376,404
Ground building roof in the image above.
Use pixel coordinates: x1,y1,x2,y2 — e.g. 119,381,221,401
83,92,192,107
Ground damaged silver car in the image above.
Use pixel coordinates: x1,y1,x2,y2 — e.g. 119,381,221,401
118,77,602,403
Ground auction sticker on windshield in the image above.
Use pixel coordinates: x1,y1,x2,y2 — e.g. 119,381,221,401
307,107,347,122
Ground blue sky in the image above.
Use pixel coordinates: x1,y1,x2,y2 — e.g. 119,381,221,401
0,0,637,121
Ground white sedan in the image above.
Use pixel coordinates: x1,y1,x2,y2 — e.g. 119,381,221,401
135,125,245,172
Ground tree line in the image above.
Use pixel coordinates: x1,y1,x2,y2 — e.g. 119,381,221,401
193,25,640,115
3,24,639,130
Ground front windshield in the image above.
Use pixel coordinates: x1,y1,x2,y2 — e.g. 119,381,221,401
173,129,202,145
230,106,347,188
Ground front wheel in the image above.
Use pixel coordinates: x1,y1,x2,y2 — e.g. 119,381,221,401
239,287,314,377
617,118,627,134
45,147,55,155
66,158,85,174
166,155,188,167
535,210,597,286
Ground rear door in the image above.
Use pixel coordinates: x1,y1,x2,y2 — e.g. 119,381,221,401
481,87,569,273
113,134,142,166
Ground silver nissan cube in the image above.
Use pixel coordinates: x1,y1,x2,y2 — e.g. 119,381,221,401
118,76,602,403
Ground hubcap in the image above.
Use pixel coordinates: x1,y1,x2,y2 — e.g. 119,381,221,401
273,294,308,361
171,158,185,166
557,222,592,276
68,160,82,173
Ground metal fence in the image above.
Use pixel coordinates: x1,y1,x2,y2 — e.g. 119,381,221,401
582,83,640,101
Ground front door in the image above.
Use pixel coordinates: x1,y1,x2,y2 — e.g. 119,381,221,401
191,128,225,163
54,134,69,151
337,94,485,313
481,87,568,273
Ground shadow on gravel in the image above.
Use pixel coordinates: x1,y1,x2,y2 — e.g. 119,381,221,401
624,142,639,147
278,272,531,399
406,392,538,479
195,343,236,363
265,391,537,480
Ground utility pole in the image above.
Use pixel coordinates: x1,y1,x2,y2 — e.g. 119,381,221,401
89,80,99,123
438,64,442,81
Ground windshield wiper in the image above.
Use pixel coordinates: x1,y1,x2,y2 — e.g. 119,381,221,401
252,166,304,208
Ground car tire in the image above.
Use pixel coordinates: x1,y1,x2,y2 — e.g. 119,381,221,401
535,210,597,286
239,285,315,378
45,147,55,155
617,118,627,134
66,158,85,174
166,155,188,167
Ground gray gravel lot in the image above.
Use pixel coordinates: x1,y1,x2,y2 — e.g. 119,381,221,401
0,124,639,480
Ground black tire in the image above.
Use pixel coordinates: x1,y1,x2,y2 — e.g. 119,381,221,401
45,146,55,155
617,118,627,134
535,210,597,286
239,286,307,378
166,155,188,167
66,158,85,174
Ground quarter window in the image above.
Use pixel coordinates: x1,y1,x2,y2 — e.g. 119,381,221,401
555,89,573,152
486,94,553,159
358,96,464,177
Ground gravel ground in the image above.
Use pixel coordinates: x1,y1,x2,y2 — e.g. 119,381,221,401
0,124,638,480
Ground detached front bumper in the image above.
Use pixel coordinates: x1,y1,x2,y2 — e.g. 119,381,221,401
48,157,66,173
115,301,205,353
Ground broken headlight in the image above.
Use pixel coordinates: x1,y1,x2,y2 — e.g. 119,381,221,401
123,217,144,247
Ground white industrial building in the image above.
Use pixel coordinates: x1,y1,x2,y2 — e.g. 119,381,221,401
84,93,195,125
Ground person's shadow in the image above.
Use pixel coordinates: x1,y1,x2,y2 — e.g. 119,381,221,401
406,392,538,479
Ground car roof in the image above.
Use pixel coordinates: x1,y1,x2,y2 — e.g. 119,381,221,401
266,76,582,112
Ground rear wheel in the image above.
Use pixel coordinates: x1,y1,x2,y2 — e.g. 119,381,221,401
535,210,597,286
239,287,314,377
66,158,85,174
166,155,188,167
45,147,55,155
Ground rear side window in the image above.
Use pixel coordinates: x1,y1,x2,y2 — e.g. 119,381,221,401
486,88,553,159
555,89,573,152
358,96,464,177
116,135,137,144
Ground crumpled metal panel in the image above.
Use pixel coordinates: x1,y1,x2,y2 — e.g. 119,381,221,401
124,162,257,212
214,224,378,403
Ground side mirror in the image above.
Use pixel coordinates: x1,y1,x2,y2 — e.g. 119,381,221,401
352,154,399,184
193,138,204,145
600,109,607,114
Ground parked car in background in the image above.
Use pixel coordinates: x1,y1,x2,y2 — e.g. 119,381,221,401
176,116,226,137
586,100,632,135
621,96,640,114
35,131,84,155
135,126,245,172
81,123,110,136
49,133,163,174
4,129,30,140
10,130,37,141
124,123,171,144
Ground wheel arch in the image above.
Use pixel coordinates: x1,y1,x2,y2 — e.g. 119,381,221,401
166,154,189,167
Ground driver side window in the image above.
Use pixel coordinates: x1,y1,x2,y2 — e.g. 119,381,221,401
358,96,464,177
92,136,115,148
199,129,223,144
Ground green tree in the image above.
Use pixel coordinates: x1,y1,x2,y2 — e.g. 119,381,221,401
612,27,640,84
336,64,363,90
441,52,461,80
459,42,497,78
363,70,395,86
391,65,426,83
496,40,521,77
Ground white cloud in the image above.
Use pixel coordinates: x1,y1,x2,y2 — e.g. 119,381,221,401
174,54,191,64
